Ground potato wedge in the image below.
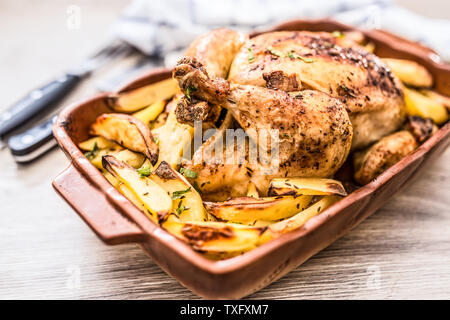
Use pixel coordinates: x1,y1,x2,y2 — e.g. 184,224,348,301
382,58,433,88
404,87,448,124
353,130,418,185
204,195,313,223
420,89,450,112
106,78,179,112
101,170,121,188
152,161,207,222
268,178,347,197
114,149,146,169
259,196,340,244
246,182,259,198
132,100,166,124
162,214,263,252
102,155,172,221
152,110,194,168
90,113,159,164
405,115,438,143
89,149,118,169
117,183,157,223
78,136,118,151
86,147,144,170
363,42,375,53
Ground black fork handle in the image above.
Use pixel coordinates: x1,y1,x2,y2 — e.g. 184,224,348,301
8,116,57,164
0,74,80,137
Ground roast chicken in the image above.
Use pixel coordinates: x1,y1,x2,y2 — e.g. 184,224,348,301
172,29,406,200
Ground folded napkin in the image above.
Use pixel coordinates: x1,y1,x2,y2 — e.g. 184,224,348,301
112,0,450,65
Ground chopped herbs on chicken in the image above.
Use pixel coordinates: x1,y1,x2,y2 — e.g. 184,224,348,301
288,51,315,63
180,167,198,178
186,86,197,100
267,47,285,57
339,84,357,98
248,47,255,63
332,31,344,38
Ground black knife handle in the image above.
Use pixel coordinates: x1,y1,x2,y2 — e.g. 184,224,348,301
0,74,80,137
8,116,57,163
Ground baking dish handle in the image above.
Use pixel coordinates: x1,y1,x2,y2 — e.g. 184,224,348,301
53,163,146,245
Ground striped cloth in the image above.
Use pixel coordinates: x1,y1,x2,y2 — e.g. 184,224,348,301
112,0,450,65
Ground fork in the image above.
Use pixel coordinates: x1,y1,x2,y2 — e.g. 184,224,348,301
0,40,133,137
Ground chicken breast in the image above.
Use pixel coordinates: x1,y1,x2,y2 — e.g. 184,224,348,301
228,31,406,149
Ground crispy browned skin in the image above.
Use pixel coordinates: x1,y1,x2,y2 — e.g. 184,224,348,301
185,28,247,78
174,29,406,198
405,115,438,143
175,58,353,199
228,31,406,149
353,130,417,185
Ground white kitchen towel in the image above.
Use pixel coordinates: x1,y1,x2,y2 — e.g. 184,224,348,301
112,0,450,65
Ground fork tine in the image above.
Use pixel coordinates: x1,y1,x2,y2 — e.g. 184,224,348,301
90,41,124,59
71,41,134,76
107,43,134,58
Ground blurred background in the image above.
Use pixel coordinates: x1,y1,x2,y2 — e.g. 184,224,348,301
1,0,449,110
0,0,449,300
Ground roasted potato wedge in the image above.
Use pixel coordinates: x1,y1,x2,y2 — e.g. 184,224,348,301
420,89,450,112
101,170,121,188
405,115,438,143
246,182,259,198
353,130,418,185
106,78,179,112
259,196,339,244
102,155,172,221
268,178,347,197
205,195,313,224
89,149,117,169
117,183,157,223
78,136,119,151
132,100,166,124
162,214,263,252
404,87,448,124
114,149,146,169
363,42,375,53
90,113,159,164
85,146,144,170
152,161,207,222
152,110,194,168
383,58,433,88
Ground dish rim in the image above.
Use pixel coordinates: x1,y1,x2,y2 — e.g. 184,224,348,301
53,18,450,275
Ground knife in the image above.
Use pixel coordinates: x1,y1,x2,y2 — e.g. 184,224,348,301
8,56,162,163
0,41,133,138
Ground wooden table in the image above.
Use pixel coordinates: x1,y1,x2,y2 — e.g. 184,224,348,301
1,1,449,300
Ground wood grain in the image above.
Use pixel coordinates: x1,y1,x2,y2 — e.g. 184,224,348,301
0,0,449,300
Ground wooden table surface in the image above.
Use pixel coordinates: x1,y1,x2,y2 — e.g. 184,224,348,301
1,1,449,300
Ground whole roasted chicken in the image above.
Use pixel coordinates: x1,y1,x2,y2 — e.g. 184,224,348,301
173,29,406,200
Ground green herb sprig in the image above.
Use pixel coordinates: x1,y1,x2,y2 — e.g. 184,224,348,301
137,165,152,178
287,51,315,63
84,142,99,160
332,31,344,38
186,86,197,100
172,187,191,200
248,47,255,63
180,167,198,179
267,47,285,57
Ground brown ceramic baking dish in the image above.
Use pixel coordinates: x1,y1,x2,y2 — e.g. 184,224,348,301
52,19,450,299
